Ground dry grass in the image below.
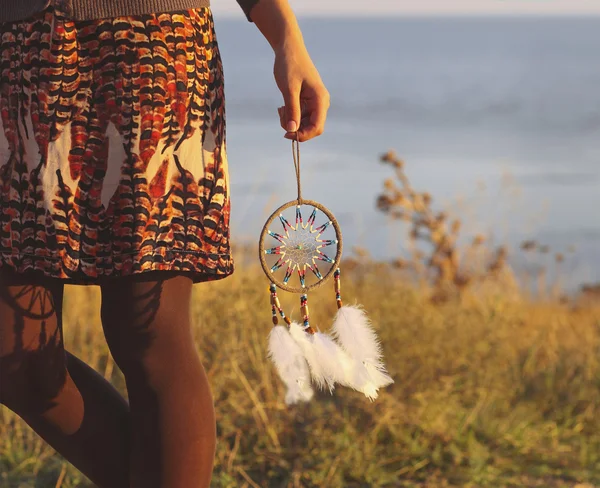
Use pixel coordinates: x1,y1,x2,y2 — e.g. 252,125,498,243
1,260,600,487
2,152,600,487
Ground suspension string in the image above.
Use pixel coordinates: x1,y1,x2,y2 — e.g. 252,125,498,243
292,133,302,204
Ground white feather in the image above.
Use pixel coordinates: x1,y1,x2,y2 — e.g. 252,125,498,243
289,322,336,392
331,305,382,358
331,305,394,390
364,363,394,388
311,331,351,387
268,326,314,404
360,383,380,401
328,339,381,400
312,329,383,401
336,342,389,400
285,386,314,405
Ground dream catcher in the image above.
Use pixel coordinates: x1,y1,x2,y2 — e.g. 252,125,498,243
259,138,394,405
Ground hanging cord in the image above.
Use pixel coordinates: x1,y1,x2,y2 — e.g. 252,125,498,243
292,133,302,204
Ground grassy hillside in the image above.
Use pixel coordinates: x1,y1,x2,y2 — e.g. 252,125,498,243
2,260,600,487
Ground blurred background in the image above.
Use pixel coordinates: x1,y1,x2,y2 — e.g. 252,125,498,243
213,0,600,293
3,2,600,487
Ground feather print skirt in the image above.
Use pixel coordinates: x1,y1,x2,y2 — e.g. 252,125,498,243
0,6,233,283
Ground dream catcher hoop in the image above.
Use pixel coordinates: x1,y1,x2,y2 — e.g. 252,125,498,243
259,136,394,405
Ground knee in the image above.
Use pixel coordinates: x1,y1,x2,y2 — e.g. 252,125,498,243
0,348,68,414
99,275,197,388
101,316,201,392
118,333,201,390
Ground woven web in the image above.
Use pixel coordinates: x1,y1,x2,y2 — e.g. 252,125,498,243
263,204,338,289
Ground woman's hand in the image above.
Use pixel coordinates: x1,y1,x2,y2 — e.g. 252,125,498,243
247,0,330,142
274,41,330,142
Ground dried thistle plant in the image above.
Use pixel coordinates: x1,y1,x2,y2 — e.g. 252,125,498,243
376,150,573,302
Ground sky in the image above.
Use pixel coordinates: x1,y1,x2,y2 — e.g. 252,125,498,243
211,0,600,17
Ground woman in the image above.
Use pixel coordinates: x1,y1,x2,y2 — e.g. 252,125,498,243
0,0,329,486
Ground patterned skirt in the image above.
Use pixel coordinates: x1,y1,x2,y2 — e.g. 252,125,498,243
0,6,233,284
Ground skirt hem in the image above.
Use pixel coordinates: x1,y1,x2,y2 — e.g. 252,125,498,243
0,250,234,285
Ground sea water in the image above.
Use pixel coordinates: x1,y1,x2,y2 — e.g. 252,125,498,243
216,16,600,290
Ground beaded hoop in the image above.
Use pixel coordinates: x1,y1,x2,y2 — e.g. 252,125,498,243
259,198,343,293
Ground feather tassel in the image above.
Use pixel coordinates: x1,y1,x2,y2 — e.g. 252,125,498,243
268,325,314,404
289,322,336,392
310,329,354,390
297,325,382,401
331,305,394,392
327,337,381,400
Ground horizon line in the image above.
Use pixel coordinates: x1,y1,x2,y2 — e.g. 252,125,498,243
213,11,600,18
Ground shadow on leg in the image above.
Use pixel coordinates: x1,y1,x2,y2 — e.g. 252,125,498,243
0,270,130,487
0,278,68,416
100,273,216,488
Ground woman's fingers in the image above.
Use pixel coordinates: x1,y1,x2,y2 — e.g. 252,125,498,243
277,106,286,130
302,89,330,140
284,88,330,142
279,102,311,138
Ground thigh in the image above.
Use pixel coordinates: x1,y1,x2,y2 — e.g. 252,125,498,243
0,269,67,412
99,273,195,376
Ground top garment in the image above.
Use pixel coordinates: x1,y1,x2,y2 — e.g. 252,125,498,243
0,0,259,23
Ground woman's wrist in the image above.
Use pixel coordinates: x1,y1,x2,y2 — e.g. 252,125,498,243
273,32,306,59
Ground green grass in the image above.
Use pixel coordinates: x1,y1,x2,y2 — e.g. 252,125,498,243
1,261,600,487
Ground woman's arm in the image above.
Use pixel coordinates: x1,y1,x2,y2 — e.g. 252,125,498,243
243,0,330,142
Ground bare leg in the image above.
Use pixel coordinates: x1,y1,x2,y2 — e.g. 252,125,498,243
100,273,216,488
0,270,130,488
